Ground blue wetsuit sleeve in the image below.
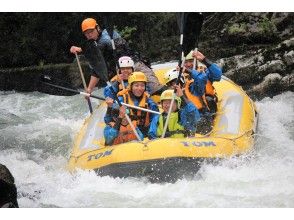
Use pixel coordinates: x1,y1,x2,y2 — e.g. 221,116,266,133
147,98,159,122
113,30,121,39
117,96,124,104
180,102,200,133
206,63,222,82
104,110,113,124
148,114,160,140
104,125,119,145
189,69,208,96
103,85,116,99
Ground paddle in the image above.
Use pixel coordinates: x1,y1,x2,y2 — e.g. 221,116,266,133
161,12,204,138
83,33,142,141
75,53,93,113
41,75,105,101
41,75,160,115
182,13,204,57
185,13,204,70
161,13,186,138
105,15,125,90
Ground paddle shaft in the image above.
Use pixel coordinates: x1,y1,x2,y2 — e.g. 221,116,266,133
161,13,185,138
42,81,105,100
192,48,198,70
107,82,142,141
108,25,125,90
161,13,204,138
103,18,141,141
75,53,93,113
42,80,159,114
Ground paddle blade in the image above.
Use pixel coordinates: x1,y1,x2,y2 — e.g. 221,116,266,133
83,40,109,83
183,12,204,56
39,75,79,96
176,12,186,34
104,14,114,38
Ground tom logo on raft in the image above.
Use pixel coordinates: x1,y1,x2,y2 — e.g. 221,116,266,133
87,141,216,161
88,149,114,161
180,141,216,147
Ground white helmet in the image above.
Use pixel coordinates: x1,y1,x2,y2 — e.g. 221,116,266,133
185,50,193,60
164,68,185,84
118,56,134,68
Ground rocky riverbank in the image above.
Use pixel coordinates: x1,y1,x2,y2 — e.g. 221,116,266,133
0,57,92,96
200,12,294,99
0,12,293,99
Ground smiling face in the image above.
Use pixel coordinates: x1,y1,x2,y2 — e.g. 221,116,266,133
167,79,177,90
120,67,133,80
184,59,194,69
131,82,146,97
161,99,178,113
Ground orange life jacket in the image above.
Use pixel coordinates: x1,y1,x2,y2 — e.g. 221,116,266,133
184,80,209,111
111,80,126,92
117,89,150,128
205,80,216,97
112,121,138,145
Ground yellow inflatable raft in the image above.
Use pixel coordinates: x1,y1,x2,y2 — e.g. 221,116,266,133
68,66,258,182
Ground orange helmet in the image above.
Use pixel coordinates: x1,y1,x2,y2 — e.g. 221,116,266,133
81,18,97,32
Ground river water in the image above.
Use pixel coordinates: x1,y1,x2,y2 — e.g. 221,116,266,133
0,86,293,207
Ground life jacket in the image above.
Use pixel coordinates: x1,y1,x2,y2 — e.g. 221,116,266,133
205,80,218,114
185,79,210,111
205,80,216,97
110,80,127,93
185,79,218,113
157,112,186,138
117,89,150,128
112,121,138,145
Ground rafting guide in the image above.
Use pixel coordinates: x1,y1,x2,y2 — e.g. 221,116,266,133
70,18,165,96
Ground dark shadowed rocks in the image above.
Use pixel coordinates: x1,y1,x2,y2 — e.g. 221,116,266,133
0,164,19,208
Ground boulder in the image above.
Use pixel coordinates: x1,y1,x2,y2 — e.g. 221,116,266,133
257,60,286,75
0,164,19,208
283,50,294,66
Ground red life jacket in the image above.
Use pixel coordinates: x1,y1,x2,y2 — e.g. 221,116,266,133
112,121,138,145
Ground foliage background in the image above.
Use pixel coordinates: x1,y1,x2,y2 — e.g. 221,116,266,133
0,12,179,68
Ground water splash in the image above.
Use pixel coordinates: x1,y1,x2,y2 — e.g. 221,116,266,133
0,91,293,207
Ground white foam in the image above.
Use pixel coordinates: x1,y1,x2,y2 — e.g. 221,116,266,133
1,90,293,207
